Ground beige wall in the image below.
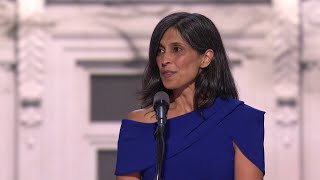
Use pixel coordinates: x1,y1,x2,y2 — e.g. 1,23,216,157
0,0,319,180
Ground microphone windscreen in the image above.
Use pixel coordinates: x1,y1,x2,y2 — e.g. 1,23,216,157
153,91,170,106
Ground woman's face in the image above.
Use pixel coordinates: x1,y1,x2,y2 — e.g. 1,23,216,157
156,27,211,92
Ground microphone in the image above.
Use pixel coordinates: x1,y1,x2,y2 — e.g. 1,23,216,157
153,91,170,127
153,91,169,180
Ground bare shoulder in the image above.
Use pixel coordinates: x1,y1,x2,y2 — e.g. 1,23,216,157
127,106,156,123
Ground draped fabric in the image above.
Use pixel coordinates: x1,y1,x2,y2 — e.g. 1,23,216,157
115,97,265,180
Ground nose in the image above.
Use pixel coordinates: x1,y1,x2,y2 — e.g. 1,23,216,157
160,53,172,66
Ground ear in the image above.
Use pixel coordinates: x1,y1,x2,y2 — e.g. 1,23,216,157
200,49,214,68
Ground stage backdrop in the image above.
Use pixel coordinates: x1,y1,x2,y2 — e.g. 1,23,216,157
0,0,320,180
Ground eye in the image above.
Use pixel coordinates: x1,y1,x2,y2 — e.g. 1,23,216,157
173,46,182,53
157,48,164,55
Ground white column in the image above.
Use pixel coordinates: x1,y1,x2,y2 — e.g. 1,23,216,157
272,0,301,179
302,1,320,180
0,1,17,180
16,0,51,180
0,64,15,180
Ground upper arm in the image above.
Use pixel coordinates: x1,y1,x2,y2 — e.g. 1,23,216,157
234,143,263,180
221,104,265,177
116,172,141,180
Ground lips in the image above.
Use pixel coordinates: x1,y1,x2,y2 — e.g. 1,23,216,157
161,70,176,79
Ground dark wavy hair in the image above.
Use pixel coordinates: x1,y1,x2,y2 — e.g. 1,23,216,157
139,12,238,109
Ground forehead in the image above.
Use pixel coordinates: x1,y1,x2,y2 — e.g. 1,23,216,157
160,27,186,44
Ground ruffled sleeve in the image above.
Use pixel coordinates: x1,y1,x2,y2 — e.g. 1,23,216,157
115,119,157,176
220,103,265,174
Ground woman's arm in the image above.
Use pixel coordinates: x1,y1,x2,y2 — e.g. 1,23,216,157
234,143,263,180
116,110,150,180
116,172,141,180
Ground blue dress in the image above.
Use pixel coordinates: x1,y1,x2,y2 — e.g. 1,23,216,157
115,97,265,179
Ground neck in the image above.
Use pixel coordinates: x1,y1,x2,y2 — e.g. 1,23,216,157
171,85,195,113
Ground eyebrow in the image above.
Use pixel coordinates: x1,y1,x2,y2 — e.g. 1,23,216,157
159,41,185,48
171,42,184,46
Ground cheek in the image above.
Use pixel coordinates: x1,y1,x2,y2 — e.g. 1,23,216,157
179,58,201,72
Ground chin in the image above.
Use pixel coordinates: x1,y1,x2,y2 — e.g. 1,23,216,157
162,82,178,90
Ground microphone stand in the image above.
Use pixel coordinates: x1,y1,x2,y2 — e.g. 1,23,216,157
153,91,169,180
154,109,167,180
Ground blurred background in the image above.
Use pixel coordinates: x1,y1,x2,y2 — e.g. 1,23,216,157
0,0,319,180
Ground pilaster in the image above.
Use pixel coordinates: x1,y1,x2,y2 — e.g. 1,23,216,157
272,0,302,179
0,1,16,180
301,1,320,179
16,0,52,180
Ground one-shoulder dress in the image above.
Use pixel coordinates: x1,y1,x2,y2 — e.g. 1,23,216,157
115,97,265,179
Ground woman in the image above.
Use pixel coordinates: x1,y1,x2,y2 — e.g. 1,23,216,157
115,12,265,180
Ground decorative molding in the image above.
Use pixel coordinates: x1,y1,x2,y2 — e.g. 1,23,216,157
17,13,52,149
96,5,170,18
271,2,302,179
0,1,15,31
272,0,301,148
83,123,121,149
84,134,118,148
275,98,299,148
17,28,45,127
47,0,272,3
227,50,246,68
